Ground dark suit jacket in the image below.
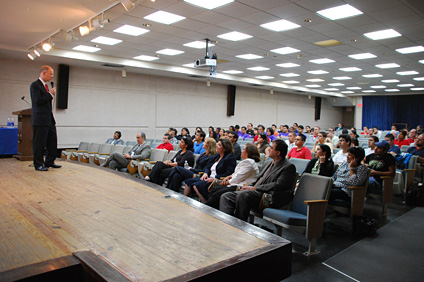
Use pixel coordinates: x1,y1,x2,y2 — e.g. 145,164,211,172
255,158,297,208
30,79,55,126
204,153,237,179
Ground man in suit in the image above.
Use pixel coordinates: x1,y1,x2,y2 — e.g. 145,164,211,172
30,65,60,171
102,132,151,170
105,131,124,145
220,139,297,221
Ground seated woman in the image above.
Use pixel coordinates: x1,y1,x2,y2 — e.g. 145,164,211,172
145,136,194,186
166,138,217,192
176,127,190,141
329,146,368,204
185,138,237,203
304,144,334,177
256,133,270,154
205,143,260,209
266,127,277,142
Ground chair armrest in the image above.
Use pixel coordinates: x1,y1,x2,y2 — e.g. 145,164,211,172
348,185,367,217
149,161,157,164
76,150,87,153
305,200,328,239
64,149,77,152
87,152,97,154
99,153,110,155
381,176,394,204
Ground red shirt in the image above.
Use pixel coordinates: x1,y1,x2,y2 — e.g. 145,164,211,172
156,143,173,153
287,146,312,160
253,135,270,143
394,139,410,148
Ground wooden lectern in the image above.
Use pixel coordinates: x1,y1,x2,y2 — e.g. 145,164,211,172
12,109,33,161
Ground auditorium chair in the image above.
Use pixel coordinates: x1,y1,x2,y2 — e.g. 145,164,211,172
97,144,126,165
262,174,332,256
136,149,168,177
290,158,310,175
126,141,136,146
70,143,99,162
76,143,100,162
89,144,113,165
61,142,89,160
367,176,394,216
392,155,417,195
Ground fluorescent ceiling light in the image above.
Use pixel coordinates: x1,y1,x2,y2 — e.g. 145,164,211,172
413,77,424,81
333,76,352,80
370,85,386,89
247,66,269,71
317,4,363,20
339,67,362,72
385,89,400,92
144,11,186,25
217,31,252,41
347,87,361,90
276,63,300,68
280,73,299,77
282,80,300,84
349,53,377,60
364,29,401,40
305,84,321,88
397,84,414,87
362,90,376,93
156,48,184,55
411,87,424,91
73,45,101,52
382,79,400,83
307,78,324,82
236,54,263,60
184,0,234,10
328,83,344,86
184,41,215,49
260,19,300,32
376,63,400,69
255,76,274,79
91,36,122,45
134,55,159,61
325,88,339,91
271,47,300,55
396,46,424,54
363,74,382,78
341,91,354,94
308,70,328,74
309,58,335,64
223,70,243,74
396,71,419,75
114,25,149,36
420,60,424,64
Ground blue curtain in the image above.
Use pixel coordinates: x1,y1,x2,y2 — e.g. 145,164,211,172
362,95,424,130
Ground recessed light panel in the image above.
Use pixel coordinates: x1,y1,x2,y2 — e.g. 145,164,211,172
370,85,386,89
73,45,101,52
306,84,321,88
362,90,376,93
314,39,342,47
309,58,335,64
156,49,184,55
382,79,400,83
328,83,344,86
184,41,215,49
276,63,300,68
397,84,414,87
364,29,401,40
333,76,352,80
413,77,424,81
134,55,159,61
325,88,339,91
411,87,424,91
114,25,150,36
223,70,243,74
255,76,274,79
260,19,300,32
317,4,363,20
307,79,324,82
385,89,400,92
376,63,400,69
396,71,419,75
218,31,252,41
280,73,299,77
362,74,382,78
236,54,263,60
341,91,354,94
184,0,234,10
271,47,300,55
144,11,186,25
396,46,424,54
247,66,269,71
339,67,362,72
349,53,377,60
420,60,424,64
282,80,300,84
91,36,122,45
308,70,329,74
347,87,361,90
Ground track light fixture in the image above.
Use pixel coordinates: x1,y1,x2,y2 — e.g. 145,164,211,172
42,42,53,52
121,0,138,12
79,13,110,36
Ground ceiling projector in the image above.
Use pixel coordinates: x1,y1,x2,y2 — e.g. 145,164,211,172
194,58,217,68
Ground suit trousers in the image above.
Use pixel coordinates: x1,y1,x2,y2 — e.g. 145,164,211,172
32,124,57,167
219,190,263,221
148,162,173,186
166,166,194,192
105,152,130,170
205,185,237,209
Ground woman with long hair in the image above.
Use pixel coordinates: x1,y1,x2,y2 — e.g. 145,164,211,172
304,144,334,177
256,133,270,154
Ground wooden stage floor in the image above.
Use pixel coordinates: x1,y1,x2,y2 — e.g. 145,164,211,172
0,159,291,281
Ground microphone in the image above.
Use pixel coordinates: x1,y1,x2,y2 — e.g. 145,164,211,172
21,96,31,107
51,81,54,88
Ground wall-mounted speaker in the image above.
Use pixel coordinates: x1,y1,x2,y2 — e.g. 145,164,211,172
57,64,69,109
315,97,321,120
227,85,236,116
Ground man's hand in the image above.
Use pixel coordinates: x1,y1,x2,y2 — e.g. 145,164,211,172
241,186,256,191
124,153,131,159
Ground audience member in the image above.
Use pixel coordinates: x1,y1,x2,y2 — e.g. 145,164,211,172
228,131,241,160
304,144,334,177
297,125,305,136
407,133,424,164
234,125,241,136
361,126,370,135
168,128,179,145
253,124,269,143
333,134,351,165
229,125,235,132
239,126,251,140
394,130,410,148
266,127,277,142
406,129,417,145
156,133,174,152
216,127,221,138
372,126,382,139
219,139,297,221
206,126,214,138
206,143,260,209
335,123,343,131
285,132,296,152
102,132,151,170
287,134,312,160
246,123,254,136
219,128,225,138
193,130,206,154
256,133,270,154
293,123,299,133
349,130,359,140
326,129,338,148
105,131,124,145
364,140,396,194
385,134,401,156
365,136,379,156
272,124,279,137
177,127,190,141
351,138,359,147
305,125,311,133
312,131,333,156
191,127,202,140
278,125,289,137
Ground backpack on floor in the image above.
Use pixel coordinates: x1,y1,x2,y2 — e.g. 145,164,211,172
352,216,378,237
405,184,424,207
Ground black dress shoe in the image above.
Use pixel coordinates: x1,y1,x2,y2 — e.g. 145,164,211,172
35,166,48,171
45,163,62,168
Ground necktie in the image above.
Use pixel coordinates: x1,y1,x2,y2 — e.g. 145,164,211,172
45,84,49,92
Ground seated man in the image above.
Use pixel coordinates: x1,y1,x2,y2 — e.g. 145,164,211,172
105,131,124,145
287,133,312,160
168,128,179,145
228,131,241,160
312,131,334,156
278,124,289,137
102,132,151,170
297,125,305,136
326,128,339,148
239,126,251,140
407,133,424,165
156,133,174,153
394,130,410,148
364,140,396,194
246,123,254,136
365,136,379,156
406,129,418,145
253,124,269,143
285,132,296,153
385,134,400,156
219,139,297,221
333,134,351,165
193,130,206,155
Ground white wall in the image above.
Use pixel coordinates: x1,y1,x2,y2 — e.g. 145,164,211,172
0,57,343,148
